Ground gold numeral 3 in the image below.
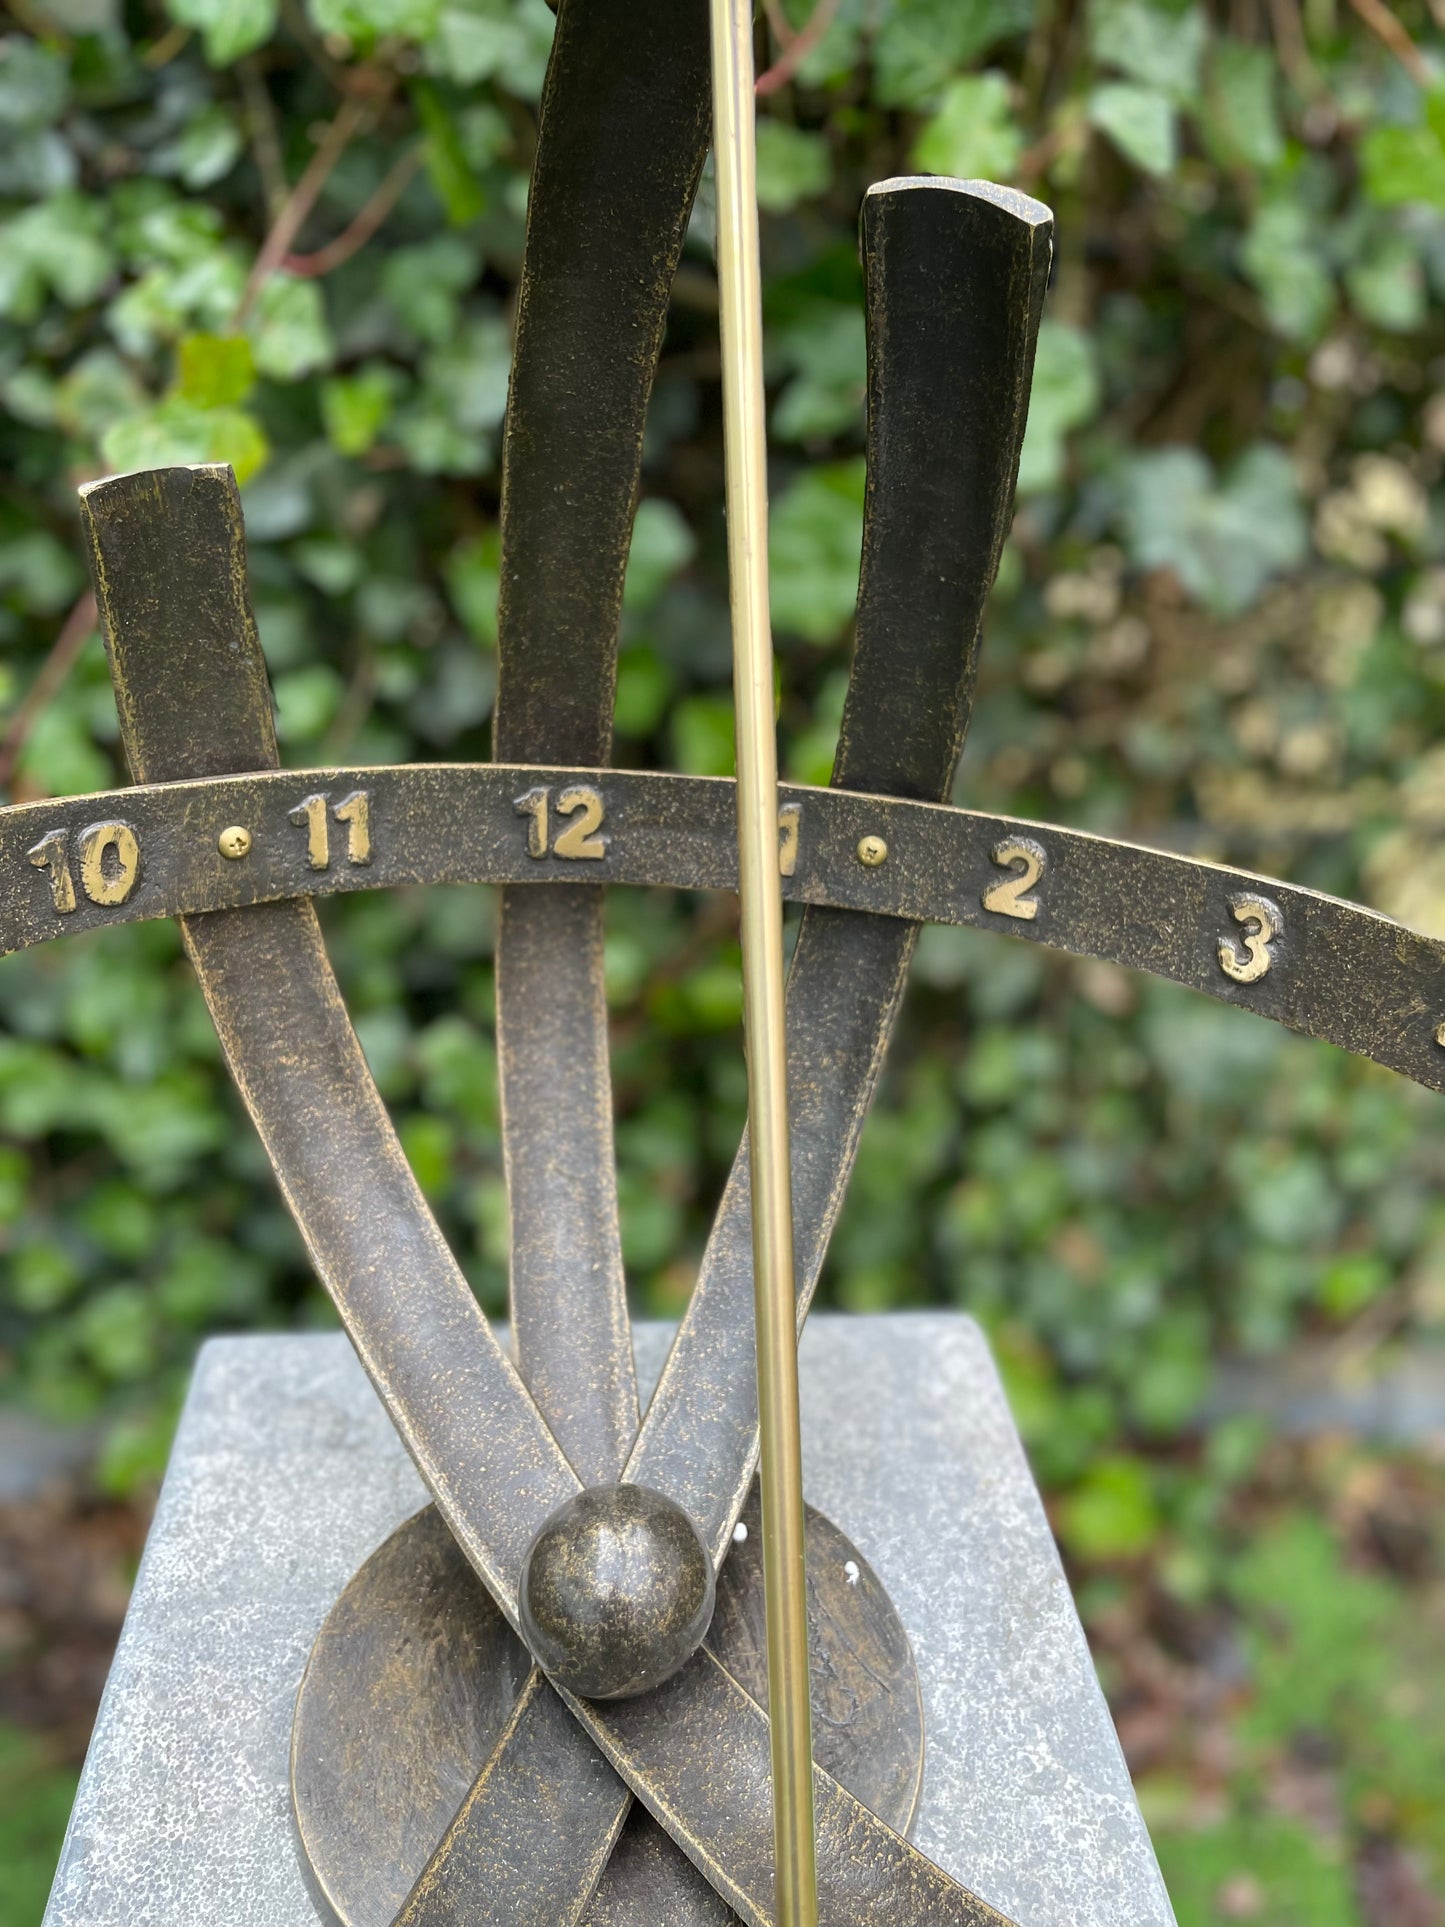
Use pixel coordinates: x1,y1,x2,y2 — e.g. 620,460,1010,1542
1219,892,1281,984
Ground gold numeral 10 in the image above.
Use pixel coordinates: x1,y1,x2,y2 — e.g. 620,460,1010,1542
288,790,373,871
514,785,609,860
28,820,142,915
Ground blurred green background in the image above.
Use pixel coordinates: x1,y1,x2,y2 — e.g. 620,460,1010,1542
2,0,1445,1920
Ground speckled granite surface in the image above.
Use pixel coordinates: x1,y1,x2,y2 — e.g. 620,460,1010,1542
43,1314,1175,1927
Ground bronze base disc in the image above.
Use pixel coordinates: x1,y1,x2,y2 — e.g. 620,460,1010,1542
292,1492,923,1926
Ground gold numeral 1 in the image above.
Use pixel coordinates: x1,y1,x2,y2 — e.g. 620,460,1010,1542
778,802,800,878
289,794,331,871
982,837,1047,921
28,829,76,913
515,787,550,859
334,790,372,866
1219,892,1281,985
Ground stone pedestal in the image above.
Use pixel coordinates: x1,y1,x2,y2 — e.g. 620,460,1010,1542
43,1314,1175,1927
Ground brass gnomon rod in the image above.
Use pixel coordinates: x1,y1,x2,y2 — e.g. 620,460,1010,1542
9,2,1438,1924
709,0,817,1914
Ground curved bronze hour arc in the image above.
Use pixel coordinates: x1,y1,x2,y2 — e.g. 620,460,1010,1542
6,762,1445,1092
79,465,1024,1927
492,0,710,1492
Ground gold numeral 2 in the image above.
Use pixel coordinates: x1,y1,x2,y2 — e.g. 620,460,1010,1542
554,785,608,859
982,837,1047,921
288,790,373,871
1219,892,1281,985
515,785,608,860
29,821,141,914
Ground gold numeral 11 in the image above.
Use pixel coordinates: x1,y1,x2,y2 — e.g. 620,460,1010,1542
288,789,373,871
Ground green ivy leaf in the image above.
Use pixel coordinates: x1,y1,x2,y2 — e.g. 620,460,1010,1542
1203,40,1284,171
1362,112,1445,211
76,1284,158,1382
381,234,479,342
157,105,246,190
0,37,70,131
873,0,1034,111
413,79,487,225
1089,0,1206,102
309,0,440,43
1016,321,1100,493
321,364,402,456
772,302,865,444
0,529,85,613
755,121,831,214
426,0,555,97
1058,1454,1161,1560
165,0,278,64
247,274,333,381
445,528,501,643
1346,226,1427,333
0,194,113,322
100,399,270,486
623,499,695,613
1088,82,1177,177
671,692,738,777
914,71,1024,180
273,663,345,741
1241,199,1334,341
399,1112,455,1198
769,458,865,642
175,332,256,408
1120,443,1307,615
614,645,675,739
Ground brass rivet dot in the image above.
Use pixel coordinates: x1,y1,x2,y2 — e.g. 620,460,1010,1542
218,826,253,860
1436,1020,1445,1050
856,835,888,868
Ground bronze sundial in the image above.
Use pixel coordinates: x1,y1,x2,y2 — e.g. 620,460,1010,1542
13,1,1445,1923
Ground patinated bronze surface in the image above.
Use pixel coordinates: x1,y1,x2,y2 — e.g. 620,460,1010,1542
293,1492,922,1927
518,1484,717,1702
66,169,1059,1927
10,1,1440,1918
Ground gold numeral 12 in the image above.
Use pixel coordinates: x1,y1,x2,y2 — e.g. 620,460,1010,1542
514,784,608,860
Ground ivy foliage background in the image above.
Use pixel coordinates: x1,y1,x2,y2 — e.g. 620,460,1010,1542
2,0,1445,1918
